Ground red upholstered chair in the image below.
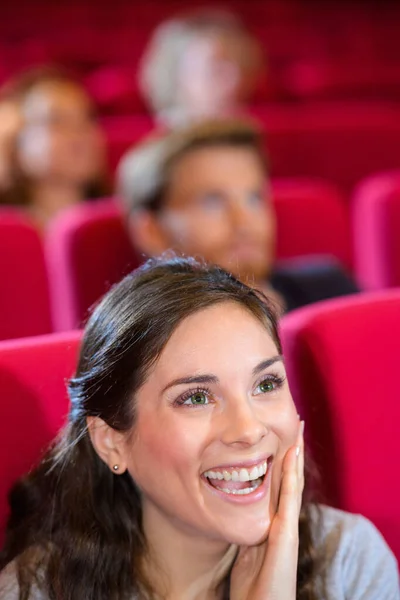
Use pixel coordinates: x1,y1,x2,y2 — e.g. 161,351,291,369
280,290,400,561
0,330,81,544
285,61,400,102
272,179,352,270
0,209,52,341
101,115,153,171
352,171,400,290
251,103,400,193
46,199,140,331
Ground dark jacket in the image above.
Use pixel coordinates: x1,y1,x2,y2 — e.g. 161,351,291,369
270,257,359,313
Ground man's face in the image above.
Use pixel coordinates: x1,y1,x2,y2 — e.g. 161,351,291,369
149,145,276,283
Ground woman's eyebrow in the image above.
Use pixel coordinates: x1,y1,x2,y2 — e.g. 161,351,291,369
252,355,283,376
161,356,283,394
162,373,219,394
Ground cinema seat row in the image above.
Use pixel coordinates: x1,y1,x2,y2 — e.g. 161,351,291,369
2,1,400,107
102,103,400,192
2,172,400,341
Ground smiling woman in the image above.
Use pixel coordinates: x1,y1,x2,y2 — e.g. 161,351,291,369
0,256,398,600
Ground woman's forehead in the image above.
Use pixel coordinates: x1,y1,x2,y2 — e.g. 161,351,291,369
152,302,277,377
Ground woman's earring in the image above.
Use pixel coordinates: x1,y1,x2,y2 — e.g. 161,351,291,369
113,464,119,471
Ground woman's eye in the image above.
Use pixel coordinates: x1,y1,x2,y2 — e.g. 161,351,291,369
184,392,209,406
258,380,275,393
255,377,284,395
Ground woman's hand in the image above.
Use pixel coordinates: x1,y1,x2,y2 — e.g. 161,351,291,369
230,420,304,600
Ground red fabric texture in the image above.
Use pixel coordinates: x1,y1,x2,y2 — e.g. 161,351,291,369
272,179,352,270
46,199,140,331
0,330,81,543
285,61,400,101
352,171,400,290
0,210,52,341
280,290,400,561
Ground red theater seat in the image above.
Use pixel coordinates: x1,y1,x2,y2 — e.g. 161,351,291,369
46,200,140,331
285,61,400,102
0,330,81,544
252,103,400,193
280,291,400,561
101,115,153,170
273,179,352,270
0,210,52,341
352,171,400,290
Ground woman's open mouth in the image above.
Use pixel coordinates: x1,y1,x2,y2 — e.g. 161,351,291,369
201,457,273,502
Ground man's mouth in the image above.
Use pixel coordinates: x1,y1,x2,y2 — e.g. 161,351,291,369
202,458,272,496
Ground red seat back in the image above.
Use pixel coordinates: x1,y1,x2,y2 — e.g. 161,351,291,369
46,200,140,331
273,179,352,270
0,210,52,341
352,171,400,290
0,331,81,543
280,291,400,561
253,103,400,193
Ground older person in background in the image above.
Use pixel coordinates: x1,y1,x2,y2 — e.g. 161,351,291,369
0,67,109,229
117,119,357,313
139,10,264,127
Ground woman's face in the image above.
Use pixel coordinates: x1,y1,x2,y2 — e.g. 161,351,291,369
17,80,106,185
123,302,299,546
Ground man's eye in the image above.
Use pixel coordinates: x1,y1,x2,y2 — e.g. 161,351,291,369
247,191,263,207
184,392,209,406
198,194,225,211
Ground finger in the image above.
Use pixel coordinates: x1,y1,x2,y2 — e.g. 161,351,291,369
276,445,299,528
296,420,305,503
275,419,304,526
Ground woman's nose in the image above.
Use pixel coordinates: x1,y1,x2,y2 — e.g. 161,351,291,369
219,399,267,448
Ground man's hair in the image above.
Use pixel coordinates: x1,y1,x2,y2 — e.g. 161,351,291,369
117,118,268,215
138,9,263,116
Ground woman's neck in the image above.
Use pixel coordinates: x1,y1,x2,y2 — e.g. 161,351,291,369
142,500,237,600
30,180,83,229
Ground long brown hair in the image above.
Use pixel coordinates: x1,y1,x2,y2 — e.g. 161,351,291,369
0,256,317,599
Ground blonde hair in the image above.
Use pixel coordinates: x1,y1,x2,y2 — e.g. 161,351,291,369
117,118,267,215
139,10,263,117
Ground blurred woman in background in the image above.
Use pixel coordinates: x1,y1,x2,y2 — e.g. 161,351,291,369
0,67,109,229
139,10,264,127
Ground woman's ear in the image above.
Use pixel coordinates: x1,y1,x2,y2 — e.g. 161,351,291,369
87,416,127,474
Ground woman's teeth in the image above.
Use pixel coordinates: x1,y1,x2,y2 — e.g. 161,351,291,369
204,461,267,482
217,480,262,495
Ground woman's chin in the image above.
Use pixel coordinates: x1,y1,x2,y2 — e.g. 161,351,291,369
221,518,271,546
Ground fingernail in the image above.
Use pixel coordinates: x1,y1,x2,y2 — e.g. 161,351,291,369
300,420,305,436
296,445,300,457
